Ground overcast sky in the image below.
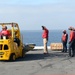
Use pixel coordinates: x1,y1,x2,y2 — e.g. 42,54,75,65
0,0,75,30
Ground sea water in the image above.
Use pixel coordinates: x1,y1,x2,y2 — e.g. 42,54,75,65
21,30,69,46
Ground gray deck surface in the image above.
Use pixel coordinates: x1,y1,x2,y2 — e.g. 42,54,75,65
0,49,75,75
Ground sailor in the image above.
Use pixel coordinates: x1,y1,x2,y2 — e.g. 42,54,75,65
61,30,68,52
42,26,49,54
68,27,75,57
1,25,11,39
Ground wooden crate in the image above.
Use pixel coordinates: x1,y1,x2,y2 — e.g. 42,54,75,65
50,43,63,51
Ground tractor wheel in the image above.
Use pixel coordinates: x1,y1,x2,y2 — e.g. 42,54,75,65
10,54,16,61
22,49,25,58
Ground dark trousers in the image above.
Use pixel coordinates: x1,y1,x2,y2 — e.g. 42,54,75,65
62,41,67,52
69,39,75,57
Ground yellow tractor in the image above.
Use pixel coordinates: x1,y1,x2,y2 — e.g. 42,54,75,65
0,23,35,61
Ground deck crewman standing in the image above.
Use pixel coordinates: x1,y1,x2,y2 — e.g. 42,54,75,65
61,30,68,52
68,27,75,57
42,26,49,54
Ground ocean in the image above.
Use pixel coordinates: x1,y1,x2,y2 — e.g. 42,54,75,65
21,30,69,46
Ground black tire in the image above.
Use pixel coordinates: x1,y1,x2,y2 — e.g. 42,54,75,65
10,54,16,61
22,49,25,58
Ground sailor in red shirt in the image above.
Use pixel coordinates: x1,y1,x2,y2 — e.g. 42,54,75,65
1,26,11,39
61,30,68,52
42,26,49,54
68,27,75,57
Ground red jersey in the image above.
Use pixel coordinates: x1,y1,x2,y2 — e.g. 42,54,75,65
70,31,75,41
1,30,11,36
42,28,49,38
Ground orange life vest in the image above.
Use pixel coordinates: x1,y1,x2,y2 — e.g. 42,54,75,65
62,34,67,42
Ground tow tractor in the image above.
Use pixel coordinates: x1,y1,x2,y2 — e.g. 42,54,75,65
0,23,35,61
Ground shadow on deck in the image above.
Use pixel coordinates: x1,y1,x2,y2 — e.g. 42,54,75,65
16,50,70,62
